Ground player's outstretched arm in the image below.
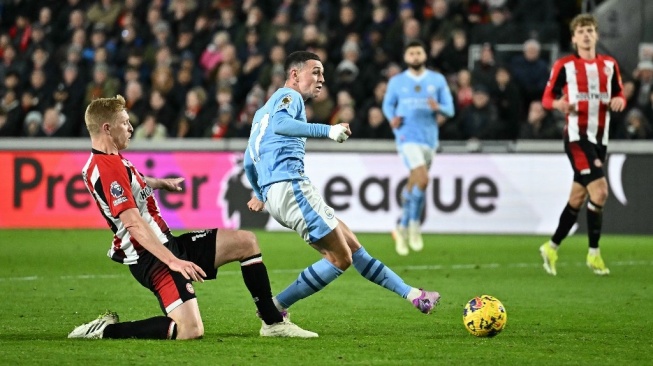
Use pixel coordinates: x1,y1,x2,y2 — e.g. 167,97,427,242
145,177,184,192
271,111,349,142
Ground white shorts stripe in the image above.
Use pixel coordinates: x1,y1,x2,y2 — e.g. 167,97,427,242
165,298,183,314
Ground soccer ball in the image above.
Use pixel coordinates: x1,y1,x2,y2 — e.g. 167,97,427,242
462,295,507,337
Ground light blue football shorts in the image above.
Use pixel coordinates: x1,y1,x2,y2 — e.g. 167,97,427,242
399,142,436,170
264,179,338,243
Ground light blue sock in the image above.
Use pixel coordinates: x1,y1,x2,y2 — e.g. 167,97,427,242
409,186,425,222
276,258,343,308
399,187,411,227
352,247,411,298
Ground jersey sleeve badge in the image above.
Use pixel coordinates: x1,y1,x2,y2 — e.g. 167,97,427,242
110,181,128,206
277,94,293,111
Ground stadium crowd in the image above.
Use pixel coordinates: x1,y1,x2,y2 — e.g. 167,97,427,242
0,0,650,140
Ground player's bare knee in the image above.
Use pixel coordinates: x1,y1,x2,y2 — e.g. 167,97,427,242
590,189,608,206
237,230,260,257
331,253,352,270
177,321,204,340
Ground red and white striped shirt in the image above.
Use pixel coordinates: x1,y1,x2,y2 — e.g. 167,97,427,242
82,149,169,264
542,53,625,145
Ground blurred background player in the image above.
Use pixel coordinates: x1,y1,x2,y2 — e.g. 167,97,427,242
539,14,626,276
69,95,316,339
244,52,440,329
382,40,455,255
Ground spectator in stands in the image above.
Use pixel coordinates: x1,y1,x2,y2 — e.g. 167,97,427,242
357,79,388,129
84,63,120,106
54,0,85,45
0,44,25,83
124,80,148,125
207,104,235,139
491,66,522,139
37,107,71,137
53,68,85,137
385,2,417,61
620,108,653,140
36,6,54,39
148,89,176,136
176,86,211,138
22,110,43,137
510,39,550,112
471,43,498,90
453,69,474,111
168,0,198,36
459,84,500,140
133,112,168,140
27,69,51,113
609,80,636,139
26,24,54,57
512,0,557,42
0,90,21,137
519,101,560,139
470,5,519,45
440,28,469,76
9,13,32,54
1,70,20,97
633,60,653,109
309,84,335,125
421,0,457,42
357,106,394,140
86,0,123,33
427,34,447,72
329,4,363,62
258,45,286,90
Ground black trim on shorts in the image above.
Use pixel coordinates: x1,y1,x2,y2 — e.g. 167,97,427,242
128,229,219,314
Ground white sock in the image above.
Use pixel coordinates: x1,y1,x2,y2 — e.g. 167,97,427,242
549,241,559,250
272,297,285,312
406,288,423,302
589,248,600,256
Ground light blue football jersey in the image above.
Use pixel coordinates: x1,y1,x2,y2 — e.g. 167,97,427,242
382,69,455,149
244,87,331,201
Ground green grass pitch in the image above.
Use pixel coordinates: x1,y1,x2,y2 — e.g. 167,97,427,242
0,229,651,365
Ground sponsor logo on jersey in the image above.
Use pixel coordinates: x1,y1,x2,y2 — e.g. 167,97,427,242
139,185,153,201
576,92,609,101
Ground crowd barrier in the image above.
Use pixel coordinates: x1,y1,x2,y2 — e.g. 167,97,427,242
1,138,651,234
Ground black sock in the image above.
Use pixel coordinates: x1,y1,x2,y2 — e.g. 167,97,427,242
240,254,283,325
103,316,177,339
587,200,603,249
551,203,580,245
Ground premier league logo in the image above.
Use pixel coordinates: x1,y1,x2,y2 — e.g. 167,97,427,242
110,181,124,198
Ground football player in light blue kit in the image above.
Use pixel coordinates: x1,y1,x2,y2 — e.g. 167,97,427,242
382,40,455,256
245,51,440,336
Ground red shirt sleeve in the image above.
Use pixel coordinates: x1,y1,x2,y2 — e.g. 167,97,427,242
542,59,567,110
96,154,137,218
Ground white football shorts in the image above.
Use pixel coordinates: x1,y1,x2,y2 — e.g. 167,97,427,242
399,142,436,170
264,179,338,243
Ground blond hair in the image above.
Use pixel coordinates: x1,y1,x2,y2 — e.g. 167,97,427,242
569,13,598,34
85,95,126,135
